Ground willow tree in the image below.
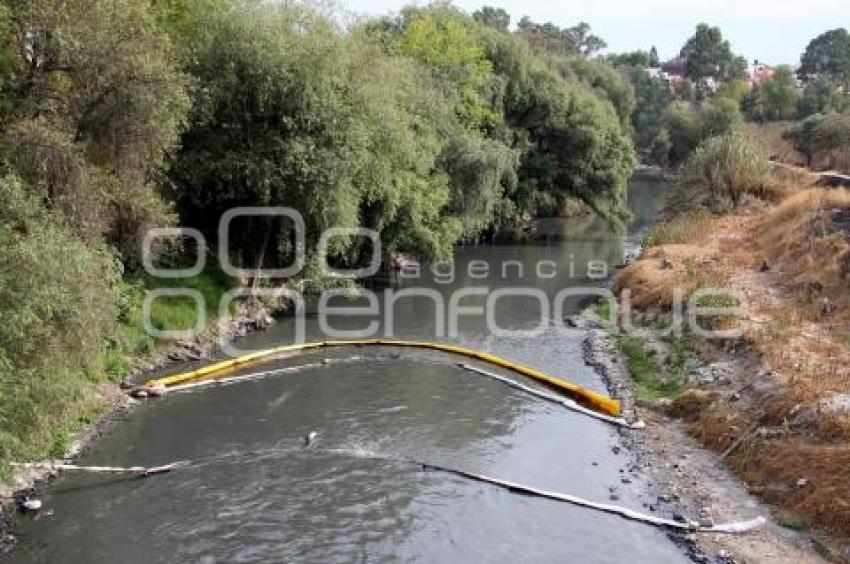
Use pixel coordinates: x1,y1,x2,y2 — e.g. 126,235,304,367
2,0,190,262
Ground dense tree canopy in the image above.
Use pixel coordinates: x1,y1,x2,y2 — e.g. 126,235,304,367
798,28,850,86
472,6,509,31
0,0,642,464
680,24,747,83
743,66,801,122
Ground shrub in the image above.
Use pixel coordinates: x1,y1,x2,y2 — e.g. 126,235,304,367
784,113,850,170
656,98,742,166
0,175,121,467
644,210,713,246
682,132,779,210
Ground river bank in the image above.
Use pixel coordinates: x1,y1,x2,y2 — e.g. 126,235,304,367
0,296,280,555
596,178,850,560
582,320,826,563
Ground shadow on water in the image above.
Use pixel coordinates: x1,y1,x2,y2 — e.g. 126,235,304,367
7,178,685,564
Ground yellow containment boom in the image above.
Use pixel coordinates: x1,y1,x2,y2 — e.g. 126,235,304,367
142,339,621,417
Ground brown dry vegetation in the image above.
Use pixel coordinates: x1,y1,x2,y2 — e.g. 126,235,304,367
746,121,850,176
744,122,807,167
615,185,850,553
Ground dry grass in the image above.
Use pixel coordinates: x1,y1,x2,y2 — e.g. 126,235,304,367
613,244,710,310
615,185,850,547
760,189,850,329
743,122,806,167
644,210,714,247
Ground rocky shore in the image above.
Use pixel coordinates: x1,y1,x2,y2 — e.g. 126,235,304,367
579,316,827,563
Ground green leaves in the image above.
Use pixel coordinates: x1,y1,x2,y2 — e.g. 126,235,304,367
799,29,850,87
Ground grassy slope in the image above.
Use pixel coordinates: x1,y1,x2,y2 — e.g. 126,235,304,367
1,266,234,481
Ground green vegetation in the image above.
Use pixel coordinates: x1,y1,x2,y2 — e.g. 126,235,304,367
681,132,778,210
679,24,747,84
617,335,687,403
744,65,801,122
798,28,850,88
0,176,120,475
773,509,809,531
0,0,641,472
784,113,850,167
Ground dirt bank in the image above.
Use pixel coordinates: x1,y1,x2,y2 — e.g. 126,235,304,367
581,321,826,563
603,185,850,561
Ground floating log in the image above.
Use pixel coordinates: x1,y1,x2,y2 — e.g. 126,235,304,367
10,461,190,477
458,363,644,430
412,459,765,534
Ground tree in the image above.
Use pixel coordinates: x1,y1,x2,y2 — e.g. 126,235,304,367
0,174,120,463
516,17,606,57
472,6,509,31
624,66,671,146
649,46,660,68
680,24,745,82
484,29,635,221
569,22,607,56
797,77,849,117
553,57,636,128
798,28,850,86
607,50,650,68
784,113,850,167
752,65,801,121
3,0,190,263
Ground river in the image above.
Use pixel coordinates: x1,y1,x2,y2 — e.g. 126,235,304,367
8,177,687,563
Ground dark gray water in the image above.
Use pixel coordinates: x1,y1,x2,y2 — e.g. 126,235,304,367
9,179,684,563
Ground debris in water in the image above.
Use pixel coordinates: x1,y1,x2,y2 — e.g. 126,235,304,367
303,431,319,447
19,498,42,512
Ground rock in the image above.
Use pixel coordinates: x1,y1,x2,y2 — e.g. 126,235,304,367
683,358,703,373
658,493,673,503
611,445,621,455
698,517,715,528
672,511,688,523
20,498,41,512
609,494,620,501
660,258,674,270
821,297,836,317
796,478,808,488
759,259,770,272
818,394,850,416
717,549,732,561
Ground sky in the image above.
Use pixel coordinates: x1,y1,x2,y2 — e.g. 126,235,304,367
340,0,849,66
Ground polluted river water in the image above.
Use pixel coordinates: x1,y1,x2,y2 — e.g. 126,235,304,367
8,178,691,563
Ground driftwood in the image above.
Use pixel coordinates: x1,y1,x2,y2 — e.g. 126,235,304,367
459,363,644,430
10,461,190,477
13,450,764,535
412,459,766,534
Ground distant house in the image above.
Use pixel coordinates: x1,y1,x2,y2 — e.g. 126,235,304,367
659,59,686,83
749,60,775,86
